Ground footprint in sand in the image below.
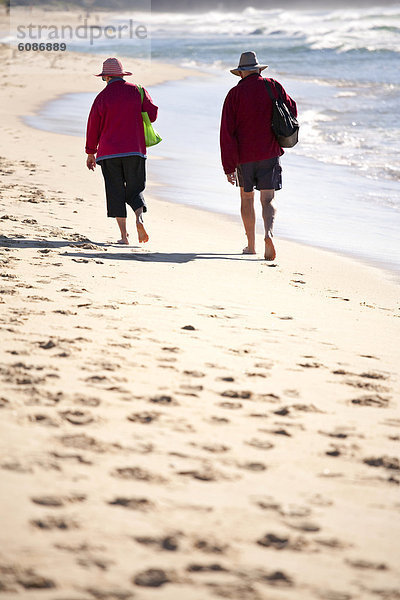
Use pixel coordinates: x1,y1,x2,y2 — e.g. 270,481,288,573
363,456,399,470
183,370,205,378
358,371,388,380
221,390,253,400
345,379,389,392
0,564,56,592
26,390,63,408
257,392,281,403
198,443,230,453
284,520,321,533
161,346,181,354
245,438,274,451
78,556,112,571
325,446,342,457
178,384,204,397
30,516,79,530
38,340,57,350
127,411,161,424
273,407,290,416
29,414,59,427
111,466,166,484
149,394,178,406
292,403,324,413
187,562,228,572
51,451,92,465
238,462,267,472
58,433,120,453
279,504,313,518
315,537,349,549
134,534,180,551
177,465,233,482
218,401,243,410
298,361,323,368
315,589,352,600
350,394,390,408
345,558,388,571
256,569,294,587
209,416,230,424
73,395,101,407
318,428,353,439
84,375,110,385
1,459,33,474
85,587,133,600
31,494,86,507
193,538,228,554
133,568,173,588
248,411,269,419
59,410,94,425
108,497,154,511
257,532,309,551
245,371,268,378
269,428,292,436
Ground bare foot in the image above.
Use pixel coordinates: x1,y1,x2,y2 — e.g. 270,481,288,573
137,223,149,243
117,236,129,245
242,246,256,255
264,238,276,261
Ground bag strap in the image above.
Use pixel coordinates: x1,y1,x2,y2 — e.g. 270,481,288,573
264,78,279,101
136,84,144,107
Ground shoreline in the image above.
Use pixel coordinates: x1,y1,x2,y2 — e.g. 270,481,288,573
1,30,400,600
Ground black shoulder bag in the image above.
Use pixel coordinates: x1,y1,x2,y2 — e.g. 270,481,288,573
264,79,299,148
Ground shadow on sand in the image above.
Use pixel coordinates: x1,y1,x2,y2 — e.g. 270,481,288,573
61,251,256,264
0,237,268,264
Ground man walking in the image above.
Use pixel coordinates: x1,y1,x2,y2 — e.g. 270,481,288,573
85,57,158,245
220,51,297,260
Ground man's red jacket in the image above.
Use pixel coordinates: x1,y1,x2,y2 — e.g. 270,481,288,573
85,79,158,162
220,73,297,174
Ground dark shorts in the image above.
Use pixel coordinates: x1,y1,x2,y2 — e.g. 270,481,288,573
237,157,282,193
100,155,147,218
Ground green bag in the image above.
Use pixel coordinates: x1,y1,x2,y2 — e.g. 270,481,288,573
137,84,162,147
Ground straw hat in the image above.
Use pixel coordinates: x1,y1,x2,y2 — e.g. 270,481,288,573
230,51,268,76
96,57,132,77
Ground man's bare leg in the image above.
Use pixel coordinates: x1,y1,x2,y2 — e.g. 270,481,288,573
240,188,256,254
135,207,149,243
260,189,276,260
116,217,129,245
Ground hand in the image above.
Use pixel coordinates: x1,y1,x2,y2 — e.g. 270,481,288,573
86,154,96,171
226,172,236,185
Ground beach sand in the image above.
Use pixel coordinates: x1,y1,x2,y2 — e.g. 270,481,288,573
0,29,400,600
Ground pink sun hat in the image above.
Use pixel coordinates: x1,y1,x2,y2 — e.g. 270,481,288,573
96,57,132,77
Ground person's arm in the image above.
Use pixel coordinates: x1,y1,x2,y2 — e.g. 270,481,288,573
85,99,101,169
220,91,239,181
141,87,158,123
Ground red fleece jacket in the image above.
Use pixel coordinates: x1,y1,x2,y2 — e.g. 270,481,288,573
220,73,297,174
85,79,158,161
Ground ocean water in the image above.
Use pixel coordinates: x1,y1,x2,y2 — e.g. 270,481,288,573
21,5,400,272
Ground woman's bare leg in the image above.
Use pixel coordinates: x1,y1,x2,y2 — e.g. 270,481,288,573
116,217,129,245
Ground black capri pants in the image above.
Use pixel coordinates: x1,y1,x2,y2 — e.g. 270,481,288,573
100,155,147,218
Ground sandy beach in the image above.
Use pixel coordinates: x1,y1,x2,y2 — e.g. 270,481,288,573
1,16,400,600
